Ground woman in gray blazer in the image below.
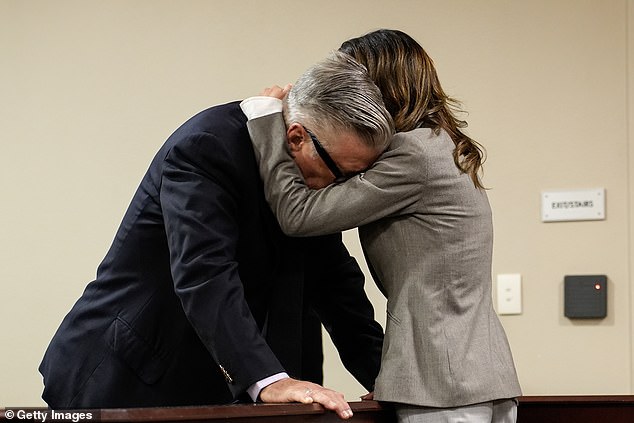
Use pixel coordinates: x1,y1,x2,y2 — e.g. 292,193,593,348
244,29,522,423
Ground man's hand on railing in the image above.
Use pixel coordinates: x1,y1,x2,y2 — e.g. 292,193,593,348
259,377,353,420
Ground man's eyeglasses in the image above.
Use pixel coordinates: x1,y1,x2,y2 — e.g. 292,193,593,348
302,126,347,183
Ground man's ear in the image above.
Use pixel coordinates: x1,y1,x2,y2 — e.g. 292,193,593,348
286,123,305,153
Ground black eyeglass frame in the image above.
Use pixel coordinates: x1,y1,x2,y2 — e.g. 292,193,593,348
302,126,347,182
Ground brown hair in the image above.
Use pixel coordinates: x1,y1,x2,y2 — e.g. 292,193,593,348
340,29,486,189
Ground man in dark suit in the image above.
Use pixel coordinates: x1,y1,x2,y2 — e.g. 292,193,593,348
39,53,394,419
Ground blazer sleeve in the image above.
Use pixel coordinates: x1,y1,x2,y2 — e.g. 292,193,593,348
247,113,424,236
304,234,384,392
160,133,285,398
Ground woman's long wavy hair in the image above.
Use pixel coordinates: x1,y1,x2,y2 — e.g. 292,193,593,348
340,29,486,189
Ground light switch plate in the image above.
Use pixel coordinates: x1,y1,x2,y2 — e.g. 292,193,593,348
497,274,522,315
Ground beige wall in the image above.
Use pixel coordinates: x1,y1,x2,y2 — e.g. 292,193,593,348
1,0,632,406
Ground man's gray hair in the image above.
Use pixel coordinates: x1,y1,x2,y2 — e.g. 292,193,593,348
284,51,394,151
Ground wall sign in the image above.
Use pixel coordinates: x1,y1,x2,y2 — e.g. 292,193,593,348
541,188,605,222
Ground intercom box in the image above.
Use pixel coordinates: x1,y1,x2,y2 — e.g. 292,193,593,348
564,275,607,319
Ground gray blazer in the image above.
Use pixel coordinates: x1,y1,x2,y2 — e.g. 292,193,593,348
247,113,521,407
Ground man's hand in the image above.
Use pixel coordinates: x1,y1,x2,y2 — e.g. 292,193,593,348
259,84,292,100
259,377,353,420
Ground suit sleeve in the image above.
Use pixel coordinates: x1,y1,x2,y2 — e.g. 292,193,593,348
160,133,284,398
246,113,423,236
304,234,384,392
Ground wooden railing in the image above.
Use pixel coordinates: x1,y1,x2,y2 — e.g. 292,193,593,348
0,401,392,423
97,401,392,422
3,396,634,422
517,395,634,422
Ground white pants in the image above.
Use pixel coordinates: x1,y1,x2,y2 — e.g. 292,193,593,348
394,399,517,423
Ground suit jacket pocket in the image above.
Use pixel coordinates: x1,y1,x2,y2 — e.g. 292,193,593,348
106,316,171,385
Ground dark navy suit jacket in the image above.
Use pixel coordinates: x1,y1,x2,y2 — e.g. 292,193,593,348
39,102,383,408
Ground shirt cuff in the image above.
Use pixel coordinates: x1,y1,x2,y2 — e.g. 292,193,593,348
246,372,289,402
240,97,283,120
